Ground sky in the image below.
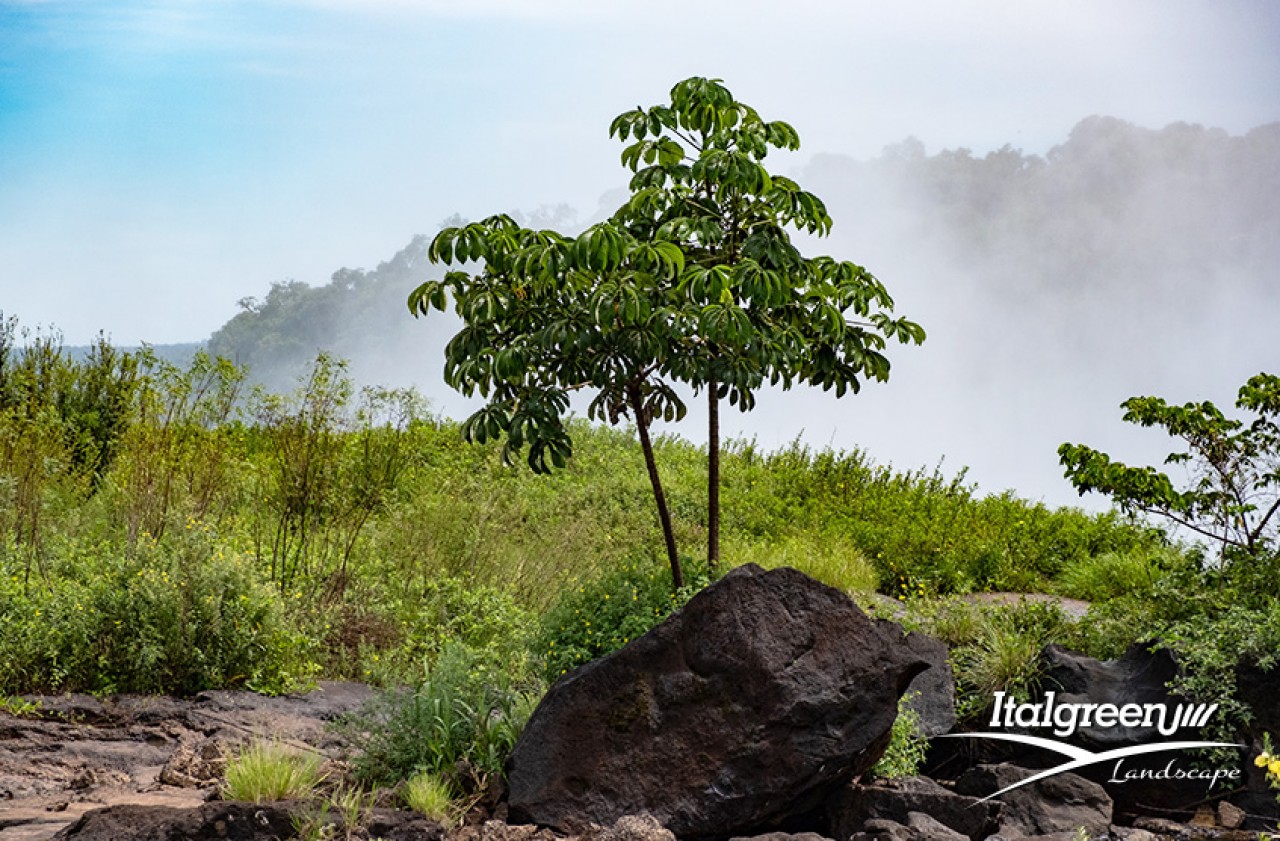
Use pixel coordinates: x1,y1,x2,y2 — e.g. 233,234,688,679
2,0,1279,506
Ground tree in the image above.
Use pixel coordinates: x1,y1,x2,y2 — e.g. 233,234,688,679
409,78,924,590
408,216,692,587
607,77,925,571
1059,373,1280,563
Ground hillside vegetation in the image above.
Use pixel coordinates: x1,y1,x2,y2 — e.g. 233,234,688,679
1,322,1164,698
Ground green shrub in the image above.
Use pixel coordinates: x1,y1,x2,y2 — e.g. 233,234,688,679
223,741,325,802
0,531,318,695
870,692,930,779
905,598,1072,721
536,558,707,683
340,643,541,788
1053,545,1186,601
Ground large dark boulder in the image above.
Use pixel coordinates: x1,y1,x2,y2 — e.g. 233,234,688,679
506,565,942,838
955,763,1112,838
1039,643,1182,751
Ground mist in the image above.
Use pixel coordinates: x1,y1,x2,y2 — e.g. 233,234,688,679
4,1,1278,510
201,117,1279,510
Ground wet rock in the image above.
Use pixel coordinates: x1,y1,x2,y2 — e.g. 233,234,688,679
507,565,941,838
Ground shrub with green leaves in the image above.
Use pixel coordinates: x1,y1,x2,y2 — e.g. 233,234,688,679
1053,545,1186,602
871,692,930,779
340,643,540,788
535,558,707,683
0,530,318,695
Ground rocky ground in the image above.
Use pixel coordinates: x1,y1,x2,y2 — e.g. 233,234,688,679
0,681,374,840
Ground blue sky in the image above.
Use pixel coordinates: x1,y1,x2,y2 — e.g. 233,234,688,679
3,0,1277,346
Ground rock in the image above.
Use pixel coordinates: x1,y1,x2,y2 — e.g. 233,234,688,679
52,801,298,840
900,634,957,738
1217,800,1246,829
506,565,940,838
848,815,964,841
1039,643,1184,750
158,738,228,788
904,811,966,840
954,763,1112,838
365,807,447,841
1035,644,1224,812
581,814,678,841
451,820,556,841
729,833,833,841
827,776,1001,841
1111,827,1159,841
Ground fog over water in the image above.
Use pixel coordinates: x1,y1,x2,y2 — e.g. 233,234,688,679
2,1,1278,508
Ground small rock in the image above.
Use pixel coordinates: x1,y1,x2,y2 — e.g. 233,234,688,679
581,814,676,841
158,737,228,787
1111,827,1159,841
828,776,1001,841
905,811,967,841
1218,800,1246,829
729,833,833,841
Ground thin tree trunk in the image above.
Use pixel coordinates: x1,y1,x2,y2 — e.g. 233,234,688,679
628,382,684,590
707,374,720,576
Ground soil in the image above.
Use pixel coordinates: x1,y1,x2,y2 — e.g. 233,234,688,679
0,681,375,841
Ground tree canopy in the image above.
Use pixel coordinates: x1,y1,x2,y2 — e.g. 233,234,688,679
1059,373,1280,564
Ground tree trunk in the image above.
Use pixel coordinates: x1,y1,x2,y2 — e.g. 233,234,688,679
707,375,720,576
629,382,684,590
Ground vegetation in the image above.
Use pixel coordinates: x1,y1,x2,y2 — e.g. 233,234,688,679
1060,372,1280,565
223,741,326,803
402,772,458,825
409,78,922,589
1058,374,1280,741
870,692,929,779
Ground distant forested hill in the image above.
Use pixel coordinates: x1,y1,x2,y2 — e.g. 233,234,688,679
203,117,1280,394
207,234,434,394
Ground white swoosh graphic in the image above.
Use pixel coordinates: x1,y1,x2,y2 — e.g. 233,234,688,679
939,733,1244,802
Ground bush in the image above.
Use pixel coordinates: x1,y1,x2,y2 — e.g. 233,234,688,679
1053,545,1186,601
870,692,930,779
535,558,707,683
340,643,541,788
0,530,318,695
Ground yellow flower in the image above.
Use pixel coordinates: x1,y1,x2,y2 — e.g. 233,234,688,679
1256,754,1270,768
1269,759,1280,778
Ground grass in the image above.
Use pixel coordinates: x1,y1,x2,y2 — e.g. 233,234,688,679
222,741,325,803
402,771,456,824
